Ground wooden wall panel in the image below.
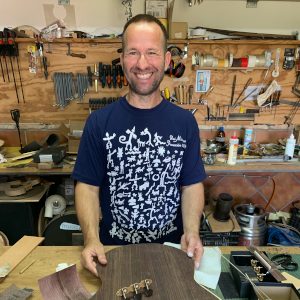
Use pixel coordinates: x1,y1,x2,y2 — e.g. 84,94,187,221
0,39,299,125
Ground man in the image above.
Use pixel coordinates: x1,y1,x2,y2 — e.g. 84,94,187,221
72,14,206,277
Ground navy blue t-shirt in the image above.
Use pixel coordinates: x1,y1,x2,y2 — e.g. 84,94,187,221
71,96,206,245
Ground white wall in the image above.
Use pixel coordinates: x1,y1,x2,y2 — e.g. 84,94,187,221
0,0,299,36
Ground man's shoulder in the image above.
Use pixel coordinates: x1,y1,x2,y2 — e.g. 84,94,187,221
164,101,197,123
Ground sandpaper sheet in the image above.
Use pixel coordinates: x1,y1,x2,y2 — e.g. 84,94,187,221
0,284,32,300
38,264,92,300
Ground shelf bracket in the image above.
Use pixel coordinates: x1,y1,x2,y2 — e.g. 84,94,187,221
246,0,259,8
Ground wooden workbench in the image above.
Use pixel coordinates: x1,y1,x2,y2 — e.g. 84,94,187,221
0,147,299,175
0,246,299,299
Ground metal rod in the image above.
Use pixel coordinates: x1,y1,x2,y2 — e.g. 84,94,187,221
9,57,19,103
0,58,4,82
15,56,25,103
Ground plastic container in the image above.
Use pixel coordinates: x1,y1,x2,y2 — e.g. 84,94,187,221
285,133,296,158
216,126,226,146
228,132,239,165
244,128,253,148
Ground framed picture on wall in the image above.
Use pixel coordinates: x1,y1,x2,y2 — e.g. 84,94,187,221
195,70,211,93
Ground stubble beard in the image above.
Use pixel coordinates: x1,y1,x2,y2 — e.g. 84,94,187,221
122,63,165,97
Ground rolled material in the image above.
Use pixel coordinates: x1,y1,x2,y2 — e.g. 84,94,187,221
232,58,241,67
224,59,229,68
255,54,266,67
214,57,218,67
227,52,233,67
246,55,256,68
241,58,248,68
190,28,206,36
218,59,225,67
200,56,204,67
204,54,213,67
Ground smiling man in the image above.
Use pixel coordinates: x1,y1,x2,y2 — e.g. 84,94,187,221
72,14,207,277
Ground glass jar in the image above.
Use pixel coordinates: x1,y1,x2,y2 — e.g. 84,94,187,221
203,150,216,165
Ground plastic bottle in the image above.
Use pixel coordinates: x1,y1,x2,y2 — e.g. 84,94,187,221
227,132,239,165
244,128,253,148
216,126,226,146
285,133,296,158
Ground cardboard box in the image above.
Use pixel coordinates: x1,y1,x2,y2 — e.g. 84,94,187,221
146,1,168,18
170,22,188,39
59,121,86,154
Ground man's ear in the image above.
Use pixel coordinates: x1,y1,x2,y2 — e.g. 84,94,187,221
164,51,171,72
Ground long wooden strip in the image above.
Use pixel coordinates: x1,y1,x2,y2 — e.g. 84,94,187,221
11,151,37,161
245,161,293,165
0,236,44,274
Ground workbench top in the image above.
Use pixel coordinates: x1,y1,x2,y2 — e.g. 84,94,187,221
0,148,299,175
0,246,299,299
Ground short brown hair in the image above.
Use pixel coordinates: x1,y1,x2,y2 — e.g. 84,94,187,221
122,14,167,54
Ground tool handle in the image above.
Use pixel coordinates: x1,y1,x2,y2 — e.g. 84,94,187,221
204,86,214,99
70,53,86,59
244,78,252,89
10,109,20,123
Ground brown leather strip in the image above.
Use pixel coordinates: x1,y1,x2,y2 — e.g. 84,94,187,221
232,58,241,67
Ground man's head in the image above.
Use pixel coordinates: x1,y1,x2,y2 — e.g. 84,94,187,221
120,14,171,97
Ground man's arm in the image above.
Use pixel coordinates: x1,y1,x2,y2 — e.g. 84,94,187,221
75,181,107,276
180,182,205,269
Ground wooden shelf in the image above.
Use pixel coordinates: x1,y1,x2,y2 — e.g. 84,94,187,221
13,38,300,45
192,66,268,70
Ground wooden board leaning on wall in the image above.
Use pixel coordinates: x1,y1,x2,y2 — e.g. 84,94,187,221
0,38,299,125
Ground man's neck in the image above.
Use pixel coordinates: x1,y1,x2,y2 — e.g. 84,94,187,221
126,89,163,109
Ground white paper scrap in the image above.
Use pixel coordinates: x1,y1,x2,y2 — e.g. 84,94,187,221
0,263,11,277
194,247,221,290
163,243,221,290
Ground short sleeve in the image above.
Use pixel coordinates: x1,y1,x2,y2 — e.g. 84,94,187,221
179,117,206,186
71,113,106,187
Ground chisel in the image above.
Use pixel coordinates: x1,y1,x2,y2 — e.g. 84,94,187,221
233,78,252,107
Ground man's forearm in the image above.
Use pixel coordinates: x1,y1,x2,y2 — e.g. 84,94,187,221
75,182,100,245
181,182,205,234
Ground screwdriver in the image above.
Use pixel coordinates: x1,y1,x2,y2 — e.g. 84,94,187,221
165,88,170,102
10,109,23,152
233,78,252,107
112,64,117,89
102,65,106,88
107,65,111,88
117,65,122,88
274,90,281,120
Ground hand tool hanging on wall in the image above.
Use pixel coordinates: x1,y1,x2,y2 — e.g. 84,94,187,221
107,65,112,88
87,66,93,87
274,90,281,120
230,75,236,107
112,65,117,88
9,30,25,102
0,31,10,82
43,56,48,80
232,78,252,107
4,29,19,103
117,65,122,88
102,65,107,88
233,88,257,108
10,109,23,152
99,62,103,86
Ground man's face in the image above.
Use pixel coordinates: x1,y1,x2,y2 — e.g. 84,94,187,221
120,22,171,97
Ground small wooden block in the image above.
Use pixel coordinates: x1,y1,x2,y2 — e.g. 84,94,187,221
282,272,300,289
28,161,39,168
38,162,56,170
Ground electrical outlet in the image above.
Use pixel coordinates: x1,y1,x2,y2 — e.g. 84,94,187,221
246,0,258,8
58,0,70,5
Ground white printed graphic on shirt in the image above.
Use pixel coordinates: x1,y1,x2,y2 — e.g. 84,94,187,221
104,127,186,243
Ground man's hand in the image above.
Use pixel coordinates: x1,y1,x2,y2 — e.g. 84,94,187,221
80,239,107,277
181,233,204,269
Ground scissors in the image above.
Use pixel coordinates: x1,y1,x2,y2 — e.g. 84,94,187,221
271,254,298,271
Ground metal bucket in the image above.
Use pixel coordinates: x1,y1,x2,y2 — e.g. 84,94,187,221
234,204,267,246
